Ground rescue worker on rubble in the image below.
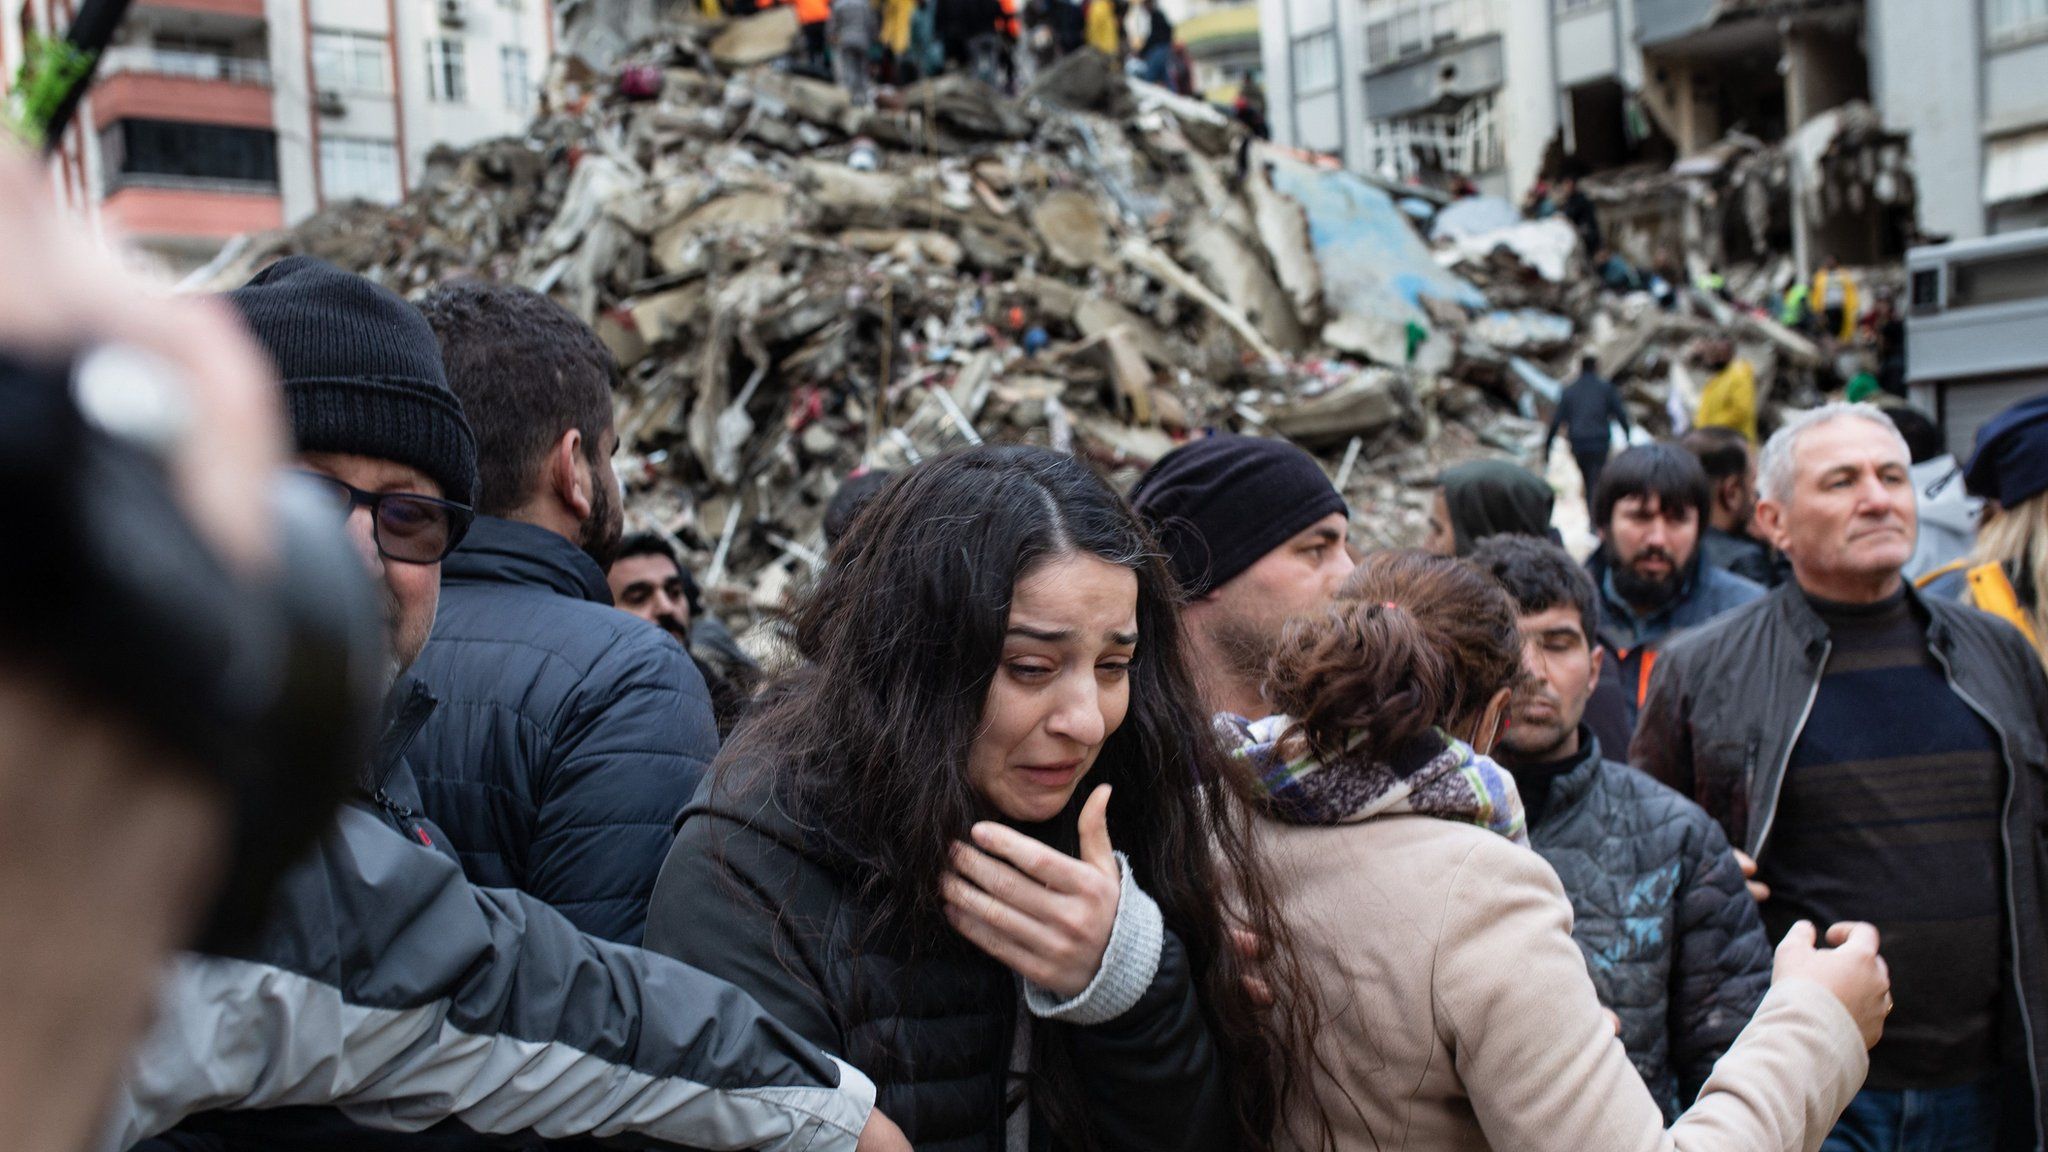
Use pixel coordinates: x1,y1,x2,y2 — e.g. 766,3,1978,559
1543,354,1632,516
793,0,835,77
1696,339,1759,445
1812,255,1860,345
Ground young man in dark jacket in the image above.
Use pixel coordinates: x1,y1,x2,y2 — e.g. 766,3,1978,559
1543,355,1630,513
1633,403,2048,1151
1470,535,1771,1122
408,282,715,946
1584,443,1764,742
122,257,899,1152
1681,425,1777,588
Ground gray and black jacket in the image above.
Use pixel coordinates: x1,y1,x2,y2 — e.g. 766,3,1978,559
1520,732,1771,1121
106,681,874,1152
1631,581,2048,1138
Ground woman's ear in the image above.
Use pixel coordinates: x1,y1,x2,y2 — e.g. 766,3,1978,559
1470,685,1515,756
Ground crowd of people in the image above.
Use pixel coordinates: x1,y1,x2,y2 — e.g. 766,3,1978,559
10,138,2048,1152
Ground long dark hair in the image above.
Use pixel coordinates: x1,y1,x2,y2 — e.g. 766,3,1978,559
718,444,1310,1152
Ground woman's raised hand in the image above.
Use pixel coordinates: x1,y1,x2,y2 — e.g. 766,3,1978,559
943,784,1121,999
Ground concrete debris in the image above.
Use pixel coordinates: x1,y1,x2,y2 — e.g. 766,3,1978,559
198,13,1834,644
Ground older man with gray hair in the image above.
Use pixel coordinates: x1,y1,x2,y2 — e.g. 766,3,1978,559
1632,402,2048,1152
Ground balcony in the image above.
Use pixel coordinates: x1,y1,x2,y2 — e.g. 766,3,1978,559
91,50,274,132
134,0,267,21
100,184,282,240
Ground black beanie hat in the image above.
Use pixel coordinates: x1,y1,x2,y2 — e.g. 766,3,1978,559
227,256,478,507
1131,434,1347,597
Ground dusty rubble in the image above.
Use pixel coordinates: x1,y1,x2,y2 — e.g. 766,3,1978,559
192,10,1862,646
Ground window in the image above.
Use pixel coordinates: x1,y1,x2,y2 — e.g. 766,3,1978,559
1367,91,1501,182
425,37,466,102
312,29,387,94
100,119,278,189
1362,0,1486,67
1291,30,1337,94
500,45,533,111
1557,0,1608,12
318,135,401,204
1988,0,2048,44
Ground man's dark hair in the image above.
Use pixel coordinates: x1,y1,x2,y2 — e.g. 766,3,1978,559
1467,535,1598,648
1884,405,1944,465
416,282,618,518
1592,442,1710,530
822,469,896,548
612,531,700,614
1580,354,1599,375
1680,425,1751,485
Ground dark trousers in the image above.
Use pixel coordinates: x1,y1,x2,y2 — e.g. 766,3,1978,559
1572,442,1608,514
1820,1074,2006,1152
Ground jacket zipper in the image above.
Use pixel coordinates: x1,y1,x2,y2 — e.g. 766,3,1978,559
370,787,434,847
1751,638,1830,860
1925,642,2042,1122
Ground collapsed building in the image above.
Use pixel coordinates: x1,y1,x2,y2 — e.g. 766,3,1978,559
193,7,1830,645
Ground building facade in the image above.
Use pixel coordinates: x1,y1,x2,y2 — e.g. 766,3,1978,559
2,0,551,272
1260,0,2048,253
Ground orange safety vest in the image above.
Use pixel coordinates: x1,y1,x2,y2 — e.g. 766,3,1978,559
793,0,831,27
1918,560,2043,651
997,0,1018,37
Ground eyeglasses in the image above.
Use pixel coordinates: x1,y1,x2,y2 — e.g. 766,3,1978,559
294,471,474,565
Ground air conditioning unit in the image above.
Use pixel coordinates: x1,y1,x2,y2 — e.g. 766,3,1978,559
317,88,347,115
438,0,466,26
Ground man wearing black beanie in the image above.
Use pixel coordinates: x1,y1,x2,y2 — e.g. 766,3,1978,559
1131,434,1352,719
121,257,904,1152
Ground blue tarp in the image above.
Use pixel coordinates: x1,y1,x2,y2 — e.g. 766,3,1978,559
1267,157,1486,329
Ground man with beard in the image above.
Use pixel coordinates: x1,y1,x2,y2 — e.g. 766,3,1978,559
1635,404,2048,1150
408,281,716,946
608,533,762,737
1586,442,1764,733
1470,535,1770,1123
1131,435,1354,720
1682,426,1777,588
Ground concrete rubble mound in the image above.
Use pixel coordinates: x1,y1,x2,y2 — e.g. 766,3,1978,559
193,10,1873,638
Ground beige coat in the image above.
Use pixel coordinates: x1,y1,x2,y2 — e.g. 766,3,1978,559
1259,812,1868,1152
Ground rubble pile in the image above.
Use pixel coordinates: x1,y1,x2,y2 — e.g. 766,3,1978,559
193,9,1828,635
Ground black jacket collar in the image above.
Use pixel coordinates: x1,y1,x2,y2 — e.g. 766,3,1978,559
441,514,613,605
363,676,438,797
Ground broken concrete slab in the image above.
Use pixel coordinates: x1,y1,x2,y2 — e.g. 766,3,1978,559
1074,295,1180,370
1180,219,1311,354
1267,370,1407,446
1246,152,1325,333
710,5,801,70
1029,189,1116,272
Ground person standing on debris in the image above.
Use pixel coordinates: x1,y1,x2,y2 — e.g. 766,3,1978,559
122,257,908,1152
1084,0,1119,56
1543,354,1631,516
1134,0,1173,85
1239,549,1888,1152
1557,176,1601,255
1812,256,1860,345
1234,77,1270,139
879,0,914,81
829,0,879,107
1681,426,1777,588
1920,393,2048,671
645,446,1312,1152
1469,536,1772,1123
406,280,716,948
907,0,943,81
1422,458,1557,558
1633,403,2048,1151
795,0,836,77
1585,443,1765,731
608,533,765,738
1130,434,1354,721
1696,340,1758,445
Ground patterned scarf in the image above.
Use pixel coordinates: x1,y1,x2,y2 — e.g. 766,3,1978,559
1222,713,1528,844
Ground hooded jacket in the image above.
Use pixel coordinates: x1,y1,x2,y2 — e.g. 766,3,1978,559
1440,460,1556,556
1630,580,2048,1138
112,682,875,1152
1517,731,1772,1121
406,515,716,945
644,768,1232,1152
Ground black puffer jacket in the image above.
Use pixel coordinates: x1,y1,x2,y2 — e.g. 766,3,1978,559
1517,731,1771,1121
645,773,1234,1152
407,515,717,944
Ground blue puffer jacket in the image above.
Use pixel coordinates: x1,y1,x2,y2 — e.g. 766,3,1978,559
406,515,716,945
1518,731,1771,1122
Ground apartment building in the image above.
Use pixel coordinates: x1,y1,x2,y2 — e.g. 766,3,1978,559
2,0,551,271
1260,0,2048,262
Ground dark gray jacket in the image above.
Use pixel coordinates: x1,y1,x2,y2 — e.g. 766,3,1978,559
1544,371,1630,453
1631,581,2048,1137
1523,732,1771,1121
408,515,717,945
111,683,873,1152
